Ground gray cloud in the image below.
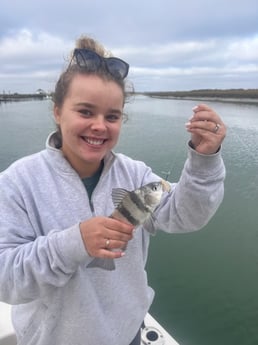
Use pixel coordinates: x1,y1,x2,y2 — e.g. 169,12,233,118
0,0,257,92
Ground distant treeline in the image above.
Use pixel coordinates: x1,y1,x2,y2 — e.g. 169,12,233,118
140,89,258,99
1,89,258,103
0,93,48,102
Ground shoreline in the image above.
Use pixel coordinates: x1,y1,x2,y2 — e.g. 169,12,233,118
0,94,50,103
136,89,258,105
147,95,258,105
1,89,258,106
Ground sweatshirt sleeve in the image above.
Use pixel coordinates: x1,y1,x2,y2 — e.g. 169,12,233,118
0,174,90,304
151,145,226,233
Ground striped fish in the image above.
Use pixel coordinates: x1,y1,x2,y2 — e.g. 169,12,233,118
87,180,171,271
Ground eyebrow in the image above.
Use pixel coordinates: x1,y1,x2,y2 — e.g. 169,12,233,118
75,102,95,109
75,102,122,115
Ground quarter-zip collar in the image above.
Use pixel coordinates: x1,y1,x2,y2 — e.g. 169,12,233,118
45,131,116,177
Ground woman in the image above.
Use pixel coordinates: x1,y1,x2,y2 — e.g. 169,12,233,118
0,36,226,345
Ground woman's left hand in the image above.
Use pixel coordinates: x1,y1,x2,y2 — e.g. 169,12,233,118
185,104,226,154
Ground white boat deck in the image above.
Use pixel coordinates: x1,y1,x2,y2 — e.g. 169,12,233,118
0,303,16,345
0,302,179,344
142,313,179,344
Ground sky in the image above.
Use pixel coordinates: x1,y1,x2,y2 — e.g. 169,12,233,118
0,0,258,93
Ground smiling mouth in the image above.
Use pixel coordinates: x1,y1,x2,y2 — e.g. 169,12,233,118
81,136,106,146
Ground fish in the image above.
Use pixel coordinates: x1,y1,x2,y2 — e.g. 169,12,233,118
87,179,171,271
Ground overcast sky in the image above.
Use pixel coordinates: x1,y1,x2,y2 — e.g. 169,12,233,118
0,0,257,93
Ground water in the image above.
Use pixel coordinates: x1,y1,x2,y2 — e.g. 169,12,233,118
1,97,258,345
0,99,54,169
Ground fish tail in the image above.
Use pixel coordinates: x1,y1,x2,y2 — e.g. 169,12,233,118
86,257,116,271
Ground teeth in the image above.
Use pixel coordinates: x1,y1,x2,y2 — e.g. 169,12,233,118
84,137,104,145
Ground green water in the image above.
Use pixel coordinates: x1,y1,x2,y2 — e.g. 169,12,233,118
1,96,258,345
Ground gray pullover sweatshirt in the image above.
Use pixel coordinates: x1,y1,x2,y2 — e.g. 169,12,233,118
0,132,225,345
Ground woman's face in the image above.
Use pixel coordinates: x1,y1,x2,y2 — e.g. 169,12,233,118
54,74,124,177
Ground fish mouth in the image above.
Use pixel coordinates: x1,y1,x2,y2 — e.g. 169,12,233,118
81,136,107,146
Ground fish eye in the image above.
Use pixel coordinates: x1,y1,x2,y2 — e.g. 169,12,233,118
152,184,158,191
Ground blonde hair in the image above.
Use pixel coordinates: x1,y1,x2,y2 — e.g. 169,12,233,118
75,35,108,57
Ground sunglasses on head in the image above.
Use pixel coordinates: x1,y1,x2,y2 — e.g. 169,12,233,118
71,48,129,80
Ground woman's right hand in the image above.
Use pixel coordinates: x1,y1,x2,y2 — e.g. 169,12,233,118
79,217,134,259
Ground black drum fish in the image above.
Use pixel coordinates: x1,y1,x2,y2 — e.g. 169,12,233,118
87,180,171,271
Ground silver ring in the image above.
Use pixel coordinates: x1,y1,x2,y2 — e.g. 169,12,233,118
213,123,221,133
105,239,110,249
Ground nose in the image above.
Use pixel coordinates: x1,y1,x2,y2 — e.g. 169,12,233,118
90,115,106,132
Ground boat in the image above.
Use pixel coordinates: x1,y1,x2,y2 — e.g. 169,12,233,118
0,301,179,344
0,302,16,345
142,313,179,344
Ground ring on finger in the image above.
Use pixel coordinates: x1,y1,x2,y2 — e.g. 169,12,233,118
213,123,221,133
105,239,110,249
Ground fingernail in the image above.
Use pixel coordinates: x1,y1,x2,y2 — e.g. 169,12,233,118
120,252,125,257
192,105,199,112
185,122,191,127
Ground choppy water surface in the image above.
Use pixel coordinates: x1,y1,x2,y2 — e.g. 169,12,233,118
1,97,258,345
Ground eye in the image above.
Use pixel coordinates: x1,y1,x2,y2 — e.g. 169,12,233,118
152,185,158,191
78,109,92,117
106,114,121,122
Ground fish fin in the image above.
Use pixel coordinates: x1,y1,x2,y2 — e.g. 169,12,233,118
111,188,130,207
143,215,157,236
87,258,116,271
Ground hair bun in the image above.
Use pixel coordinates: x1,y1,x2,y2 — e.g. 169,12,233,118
75,35,107,57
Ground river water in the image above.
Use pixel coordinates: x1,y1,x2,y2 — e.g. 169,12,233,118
0,96,258,345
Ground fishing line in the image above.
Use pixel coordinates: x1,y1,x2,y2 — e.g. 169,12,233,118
161,151,179,181
161,135,187,181
160,115,190,181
